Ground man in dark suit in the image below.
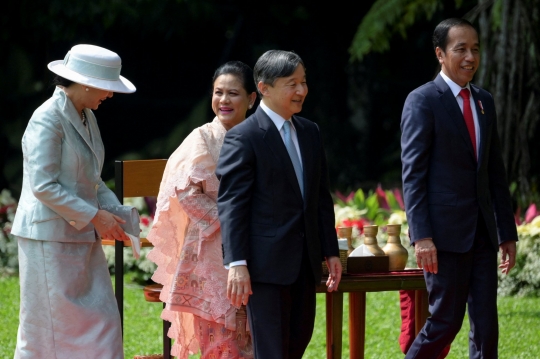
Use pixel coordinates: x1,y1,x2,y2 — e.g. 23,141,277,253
216,50,342,359
401,18,518,358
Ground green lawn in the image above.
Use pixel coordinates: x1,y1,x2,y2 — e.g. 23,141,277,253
1,275,539,358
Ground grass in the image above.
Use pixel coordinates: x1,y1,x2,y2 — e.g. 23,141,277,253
1,275,540,358
0,276,19,354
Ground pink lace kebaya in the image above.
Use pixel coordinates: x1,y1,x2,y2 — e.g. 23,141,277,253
147,118,253,359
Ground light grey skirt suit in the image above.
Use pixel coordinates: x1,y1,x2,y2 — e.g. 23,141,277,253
11,88,123,358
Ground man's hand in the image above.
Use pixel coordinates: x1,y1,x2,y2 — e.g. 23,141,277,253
91,209,129,242
325,256,342,292
499,240,517,275
415,238,438,274
227,265,252,307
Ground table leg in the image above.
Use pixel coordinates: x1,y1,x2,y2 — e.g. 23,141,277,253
163,302,171,359
414,289,429,335
349,292,366,359
326,292,343,359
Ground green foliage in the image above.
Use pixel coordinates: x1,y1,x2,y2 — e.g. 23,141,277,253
0,189,18,276
103,246,157,283
385,190,402,212
490,0,504,31
335,188,393,226
510,179,540,214
349,0,441,61
349,0,466,61
335,186,405,225
498,217,540,297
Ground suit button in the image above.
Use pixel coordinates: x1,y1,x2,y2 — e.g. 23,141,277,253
300,232,305,238
69,221,76,226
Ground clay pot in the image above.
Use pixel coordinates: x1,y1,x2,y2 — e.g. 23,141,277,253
362,225,385,256
382,224,408,271
337,226,354,255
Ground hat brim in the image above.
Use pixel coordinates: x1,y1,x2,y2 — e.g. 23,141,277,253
48,60,136,94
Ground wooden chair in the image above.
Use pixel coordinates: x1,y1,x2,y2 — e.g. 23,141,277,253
102,159,170,359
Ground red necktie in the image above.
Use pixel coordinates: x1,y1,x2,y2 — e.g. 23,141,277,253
459,88,477,159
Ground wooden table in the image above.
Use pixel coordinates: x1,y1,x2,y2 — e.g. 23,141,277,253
315,269,429,359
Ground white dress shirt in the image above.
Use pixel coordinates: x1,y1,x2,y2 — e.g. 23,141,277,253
440,71,480,158
259,101,303,168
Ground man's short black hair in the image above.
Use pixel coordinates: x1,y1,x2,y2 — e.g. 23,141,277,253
253,50,305,97
432,18,477,52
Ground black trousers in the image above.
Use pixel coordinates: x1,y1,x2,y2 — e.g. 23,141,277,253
246,249,316,359
405,215,499,359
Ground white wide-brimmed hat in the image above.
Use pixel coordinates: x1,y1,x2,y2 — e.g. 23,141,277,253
48,44,136,93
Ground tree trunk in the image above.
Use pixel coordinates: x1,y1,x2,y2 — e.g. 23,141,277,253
494,0,511,165
477,0,540,205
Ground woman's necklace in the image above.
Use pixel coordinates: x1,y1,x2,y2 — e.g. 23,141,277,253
81,110,87,127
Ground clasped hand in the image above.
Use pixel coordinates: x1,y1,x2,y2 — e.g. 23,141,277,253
91,209,130,242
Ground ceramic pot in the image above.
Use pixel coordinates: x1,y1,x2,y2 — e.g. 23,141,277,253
382,224,408,271
362,225,386,256
337,226,354,255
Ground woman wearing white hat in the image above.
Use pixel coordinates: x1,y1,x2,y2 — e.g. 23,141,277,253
11,44,136,358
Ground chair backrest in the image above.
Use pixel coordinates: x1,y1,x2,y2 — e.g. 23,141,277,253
107,159,167,330
115,159,168,200
115,159,168,243
102,159,167,246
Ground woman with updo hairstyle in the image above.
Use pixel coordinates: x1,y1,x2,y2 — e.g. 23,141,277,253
11,44,136,358
147,61,257,359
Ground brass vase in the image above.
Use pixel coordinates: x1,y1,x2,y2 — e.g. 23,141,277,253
362,225,386,256
382,224,408,271
337,226,354,255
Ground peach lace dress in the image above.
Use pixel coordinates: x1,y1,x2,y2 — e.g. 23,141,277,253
147,118,252,359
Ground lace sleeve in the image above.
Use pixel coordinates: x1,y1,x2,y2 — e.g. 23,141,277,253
176,180,220,239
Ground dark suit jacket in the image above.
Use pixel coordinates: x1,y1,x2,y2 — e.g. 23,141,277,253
401,74,517,252
216,106,339,285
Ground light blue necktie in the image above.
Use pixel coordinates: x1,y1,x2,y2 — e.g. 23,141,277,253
283,120,304,197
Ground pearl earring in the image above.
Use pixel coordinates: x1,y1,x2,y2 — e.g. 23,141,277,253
249,104,253,109
85,87,89,92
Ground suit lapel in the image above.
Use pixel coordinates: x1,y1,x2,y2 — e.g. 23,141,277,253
52,89,104,179
470,85,487,169
434,75,476,161
256,107,303,201
66,106,92,149
84,110,104,171
58,94,103,178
